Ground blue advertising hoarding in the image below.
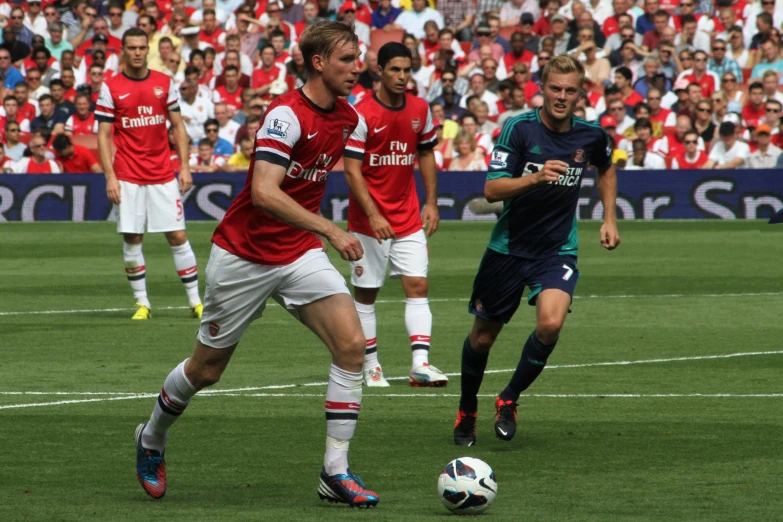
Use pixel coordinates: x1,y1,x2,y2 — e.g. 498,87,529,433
0,170,780,222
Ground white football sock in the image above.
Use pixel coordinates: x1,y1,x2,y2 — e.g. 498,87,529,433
405,297,432,368
124,242,150,308
355,301,379,370
142,359,197,452
324,364,362,475
170,241,201,308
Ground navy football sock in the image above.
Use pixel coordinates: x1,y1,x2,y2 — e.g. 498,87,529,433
459,337,489,413
499,331,556,402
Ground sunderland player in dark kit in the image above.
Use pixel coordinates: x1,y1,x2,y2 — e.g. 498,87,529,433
453,55,621,446
133,21,380,507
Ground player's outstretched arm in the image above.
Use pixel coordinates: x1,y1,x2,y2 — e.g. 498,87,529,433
97,121,121,205
343,156,394,244
596,163,621,250
168,110,193,194
251,160,364,261
417,148,440,237
484,160,566,203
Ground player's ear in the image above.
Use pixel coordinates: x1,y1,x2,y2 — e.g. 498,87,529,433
311,54,325,73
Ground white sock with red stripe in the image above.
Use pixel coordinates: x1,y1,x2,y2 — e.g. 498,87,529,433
124,242,150,308
170,241,201,307
324,363,362,476
405,298,432,369
355,301,379,370
142,359,197,452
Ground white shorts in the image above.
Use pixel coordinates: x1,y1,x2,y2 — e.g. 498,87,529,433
116,179,185,234
197,245,351,349
350,229,428,288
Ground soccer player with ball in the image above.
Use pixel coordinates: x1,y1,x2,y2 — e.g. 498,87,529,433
454,55,621,446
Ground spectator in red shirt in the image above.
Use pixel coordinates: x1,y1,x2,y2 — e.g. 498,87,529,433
670,129,709,169
16,134,60,174
65,93,97,137
214,51,251,89
614,67,644,107
743,82,766,128
0,96,32,141
60,68,78,102
252,44,287,100
533,0,560,37
212,65,243,115
683,50,718,98
294,2,320,37
88,64,105,104
12,82,37,123
603,0,633,37
52,134,101,173
270,30,291,64
199,9,225,52
642,10,669,52
503,32,535,74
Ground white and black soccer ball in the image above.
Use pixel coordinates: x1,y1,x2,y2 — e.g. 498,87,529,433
437,457,497,515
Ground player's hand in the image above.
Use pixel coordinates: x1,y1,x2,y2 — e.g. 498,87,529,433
535,160,568,184
369,214,395,244
422,204,440,237
327,227,364,262
106,176,121,205
178,166,193,194
600,221,621,250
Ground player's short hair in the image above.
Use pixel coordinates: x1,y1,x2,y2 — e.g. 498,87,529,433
298,20,359,76
75,92,91,104
239,136,254,147
767,99,782,109
758,12,773,25
614,66,633,81
260,44,275,55
377,42,411,70
458,112,477,125
205,47,216,57
184,65,199,78
226,34,241,44
246,114,263,125
680,14,695,26
224,65,239,75
52,134,72,152
14,81,28,90
204,118,218,130
122,27,148,46
438,28,454,39
541,55,585,87
203,9,216,18
654,9,669,19
50,79,64,89
631,138,646,150
763,69,779,81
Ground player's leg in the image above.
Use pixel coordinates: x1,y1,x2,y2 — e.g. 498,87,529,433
455,250,525,446
163,230,202,317
296,294,379,507
117,180,152,318
350,232,391,387
391,230,447,386
148,179,202,317
135,244,271,499
277,250,379,506
494,256,578,442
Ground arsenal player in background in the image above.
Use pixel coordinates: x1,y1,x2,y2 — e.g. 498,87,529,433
344,42,447,389
96,28,202,321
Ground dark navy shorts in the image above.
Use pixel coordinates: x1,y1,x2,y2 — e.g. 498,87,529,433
468,249,579,324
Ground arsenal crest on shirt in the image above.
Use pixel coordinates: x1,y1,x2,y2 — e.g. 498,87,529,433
342,125,351,143
411,118,421,132
153,86,165,98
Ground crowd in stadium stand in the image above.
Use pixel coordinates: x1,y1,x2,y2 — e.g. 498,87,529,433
1,0,783,174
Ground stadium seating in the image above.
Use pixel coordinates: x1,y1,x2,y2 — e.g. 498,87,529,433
499,25,520,41
369,28,405,53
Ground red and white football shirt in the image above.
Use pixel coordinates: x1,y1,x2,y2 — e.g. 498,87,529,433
345,93,436,238
56,145,100,173
95,71,179,185
671,151,709,169
18,100,38,122
251,63,286,99
15,157,61,174
212,89,359,266
212,85,244,114
65,113,98,136
200,28,226,53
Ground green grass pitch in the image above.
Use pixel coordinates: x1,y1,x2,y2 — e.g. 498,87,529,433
1,221,781,521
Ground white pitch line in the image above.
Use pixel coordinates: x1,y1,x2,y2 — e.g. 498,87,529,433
1,291,781,317
0,391,140,396
202,393,783,399
3,350,781,410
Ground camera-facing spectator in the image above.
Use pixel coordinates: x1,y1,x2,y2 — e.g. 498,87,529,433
702,122,750,169
447,131,486,171
225,136,255,171
625,138,666,170
64,93,96,136
203,118,234,157
15,134,60,174
189,138,226,172
747,124,782,169
670,129,709,169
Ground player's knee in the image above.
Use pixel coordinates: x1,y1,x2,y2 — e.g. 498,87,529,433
404,278,428,298
536,317,564,342
188,363,224,389
165,231,187,246
472,330,497,352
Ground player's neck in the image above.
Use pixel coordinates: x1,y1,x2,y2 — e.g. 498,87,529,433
376,87,404,109
301,79,337,111
539,107,573,133
124,65,149,80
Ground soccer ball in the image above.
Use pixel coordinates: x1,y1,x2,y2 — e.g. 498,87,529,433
437,457,497,515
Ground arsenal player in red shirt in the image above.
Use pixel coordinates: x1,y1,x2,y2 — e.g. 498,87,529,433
133,20,380,508
344,42,447,388
96,27,200,322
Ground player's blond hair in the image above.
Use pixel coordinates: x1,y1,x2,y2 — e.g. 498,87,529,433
541,55,585,87
298,20,359,76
